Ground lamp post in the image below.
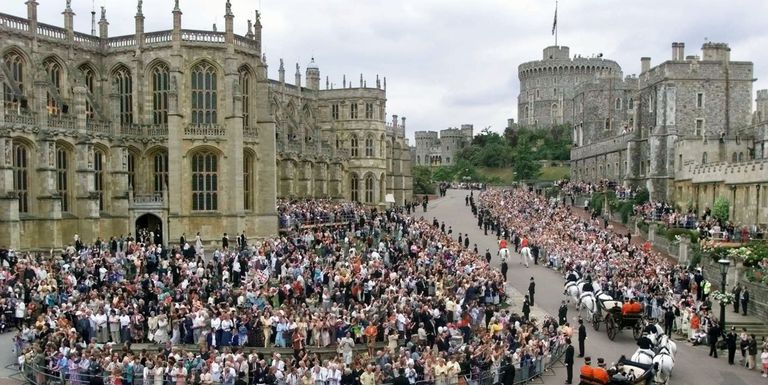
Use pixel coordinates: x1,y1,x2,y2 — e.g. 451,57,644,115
718,258,731,329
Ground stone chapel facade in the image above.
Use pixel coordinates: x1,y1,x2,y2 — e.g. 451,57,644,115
0,1,412,249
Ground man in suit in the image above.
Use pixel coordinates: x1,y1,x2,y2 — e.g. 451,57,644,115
528,277,536,306
222,233,229,250
578,318,587,357
558,301,568,326
564,338,575,384
237,231,247,251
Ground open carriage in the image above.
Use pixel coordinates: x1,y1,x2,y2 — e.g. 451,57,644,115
591,299,645,341
579,356,654,385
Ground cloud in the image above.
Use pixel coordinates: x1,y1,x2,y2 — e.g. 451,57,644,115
6,0,768,142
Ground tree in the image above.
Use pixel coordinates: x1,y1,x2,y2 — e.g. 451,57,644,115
713,196,730,224
412,166,435,194
512,146,541,181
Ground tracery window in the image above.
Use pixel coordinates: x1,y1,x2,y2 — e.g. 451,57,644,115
151,63,169,125
191,62,218,125
191,151,218,211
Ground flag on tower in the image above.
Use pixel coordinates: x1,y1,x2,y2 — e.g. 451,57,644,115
552,2,558,35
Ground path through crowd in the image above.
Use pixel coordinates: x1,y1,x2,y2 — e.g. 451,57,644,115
414,188,761,385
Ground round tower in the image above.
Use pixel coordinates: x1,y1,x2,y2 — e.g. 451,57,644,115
306,57,320,90
518,46,622,128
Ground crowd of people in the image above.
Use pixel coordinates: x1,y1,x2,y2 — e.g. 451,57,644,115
277,200,362,230
555,179,635,201
474,187,768,377
8,198,573,385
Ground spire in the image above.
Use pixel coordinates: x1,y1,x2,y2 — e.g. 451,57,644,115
212,23,217,32
360,74,363,87
343,75,346,88
326,76,329,90
91,0,96,36
295,63,301,87
246,19,253,38
383,77,387,91
376,74,380,89
278,59,285,83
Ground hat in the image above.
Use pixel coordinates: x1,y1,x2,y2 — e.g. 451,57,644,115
597,358,606,367
584,357,592,364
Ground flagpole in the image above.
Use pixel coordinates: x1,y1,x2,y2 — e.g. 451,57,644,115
555,0,558,46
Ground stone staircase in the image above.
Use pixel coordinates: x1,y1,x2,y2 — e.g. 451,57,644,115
726,319,768,341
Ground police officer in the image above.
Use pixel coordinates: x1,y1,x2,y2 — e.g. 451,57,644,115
558,301,568,326
578,318,587,357
564,338,574,384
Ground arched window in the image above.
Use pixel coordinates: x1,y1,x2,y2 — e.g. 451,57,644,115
350,174,360,202
191,151,218,211
364,175,374,203
43,58,62,115
335,135,341,149
551,103,558,124
523,105,529,119
56,146,70,212
615,97,622,110
113,66,133,125
127,151,136,192
12,141,29,213
732,152,738,163
94,150,105,210
738,152,744,162
151,63,169,125
243,152,253,211
3,51,25,110
350,134,359,157
153,151,168,193
604,118,611,130
239,67,252,128
417,155,421,164
365,135,374,157
79,64,96,119
191,62,218,125
702,152,708,164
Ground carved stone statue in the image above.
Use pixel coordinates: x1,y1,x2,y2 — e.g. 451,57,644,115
4,139,11,166
100,6,106,20
66,0,72,10
137,0,143,13
48,142,54,167
174,0,180,10
226,0,232,14
255,10,261,23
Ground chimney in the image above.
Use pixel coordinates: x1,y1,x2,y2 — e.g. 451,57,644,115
401,116,406,130
678,42,685,61
641,57,651,73
671,42,678,60
392,114,398,128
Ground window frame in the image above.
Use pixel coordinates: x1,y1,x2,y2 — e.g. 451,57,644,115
191,62,218,125
191,151,218,211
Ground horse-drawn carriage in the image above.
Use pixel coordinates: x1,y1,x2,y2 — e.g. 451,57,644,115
578,357,654,385
591,299,645,341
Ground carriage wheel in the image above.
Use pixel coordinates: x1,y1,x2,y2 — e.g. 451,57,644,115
592,308,601,331
605,314,618,341
633,320,643,340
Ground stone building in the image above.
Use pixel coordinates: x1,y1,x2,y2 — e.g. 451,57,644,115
518,46,622,128
0,1,412,249
564,41,767,227
413,124,473,166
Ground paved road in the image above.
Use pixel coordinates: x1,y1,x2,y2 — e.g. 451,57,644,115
415,189,762,385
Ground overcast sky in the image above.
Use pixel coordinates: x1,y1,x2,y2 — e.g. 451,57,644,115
8,0,768,141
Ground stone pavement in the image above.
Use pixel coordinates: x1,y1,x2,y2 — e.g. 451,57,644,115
417,189,764,385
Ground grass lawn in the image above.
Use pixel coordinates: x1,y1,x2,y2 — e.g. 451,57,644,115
478,166,570,184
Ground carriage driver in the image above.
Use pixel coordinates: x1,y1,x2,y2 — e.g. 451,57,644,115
582,275,594,292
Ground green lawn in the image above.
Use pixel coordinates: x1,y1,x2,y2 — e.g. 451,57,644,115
478,166,570,184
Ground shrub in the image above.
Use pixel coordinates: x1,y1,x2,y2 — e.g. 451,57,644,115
618,202,634,224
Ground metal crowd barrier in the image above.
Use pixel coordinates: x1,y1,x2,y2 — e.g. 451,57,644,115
463,338,565,385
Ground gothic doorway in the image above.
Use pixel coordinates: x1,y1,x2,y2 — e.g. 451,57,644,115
135,213,163,245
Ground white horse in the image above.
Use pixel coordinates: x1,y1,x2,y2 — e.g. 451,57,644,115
578,292,598,321
593,288,613,302
650,333,678,358
564,281,581,305
653,347,675,384
630,348,655,366
520,246,531,267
